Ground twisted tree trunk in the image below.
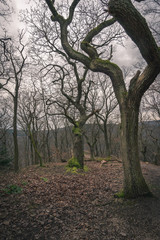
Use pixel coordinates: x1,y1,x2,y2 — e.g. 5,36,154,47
44,0,160,197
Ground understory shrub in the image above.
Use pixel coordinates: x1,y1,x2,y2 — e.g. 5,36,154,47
3,184,23,194
66,157,81,169
66,157,89,174
40,177,48,182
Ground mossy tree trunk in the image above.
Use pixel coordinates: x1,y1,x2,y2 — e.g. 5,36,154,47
73,132,84,169
44,0,160,197
72,121,85,168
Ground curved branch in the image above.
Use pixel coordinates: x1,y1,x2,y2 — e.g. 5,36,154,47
45,0,58,18
108,0,160,64
67,0,81,25
83,18,116,44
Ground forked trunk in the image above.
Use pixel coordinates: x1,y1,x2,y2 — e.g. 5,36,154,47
120,102,151,198
73,133,84,169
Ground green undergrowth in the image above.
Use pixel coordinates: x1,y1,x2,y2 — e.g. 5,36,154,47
3,184,23,194
114,189,153,199
40,177,48,182
22,181,28,186
114,190,125,198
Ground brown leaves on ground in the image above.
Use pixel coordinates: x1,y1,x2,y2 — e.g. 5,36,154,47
0,161,160,240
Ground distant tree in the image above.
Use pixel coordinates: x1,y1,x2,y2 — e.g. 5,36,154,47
18,85,44,167
0,0,12,17
0,97,12,166
24,0,123,168
95,74,118,157
0,0,12,78
140,76,160,165
45,64,99,169
84,116,100,160
0,31,27,172
36,76,53,163
142,0,160,42
142,77,160,120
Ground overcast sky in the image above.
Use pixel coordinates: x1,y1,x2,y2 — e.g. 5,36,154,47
6,0,142,68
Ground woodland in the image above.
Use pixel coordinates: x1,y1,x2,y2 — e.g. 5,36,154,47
0,0,160,239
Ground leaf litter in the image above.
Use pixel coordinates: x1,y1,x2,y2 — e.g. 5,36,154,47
0,161,160,240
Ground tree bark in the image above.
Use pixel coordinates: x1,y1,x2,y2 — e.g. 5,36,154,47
120,100,150,198
28,125,43,167
89,145,95,161
104,122,111,157
108,0,160,65
73,133,84,169
13,94,19,172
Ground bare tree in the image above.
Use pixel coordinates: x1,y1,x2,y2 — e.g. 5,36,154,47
0,0,12,75
142,0,160,43
0,96,13,166
38,77,52,162
0,31,27,172
45,64,99,168
139,76,160,165
84,116,100,160
18,84,45,167
95,74,118,157
43,0,160,198
23,0,123,168
142,77,160,120
0,0,12,17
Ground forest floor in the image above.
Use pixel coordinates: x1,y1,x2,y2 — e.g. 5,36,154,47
0,160,160,240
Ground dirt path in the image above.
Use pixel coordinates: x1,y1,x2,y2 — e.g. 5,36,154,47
0,161,160,240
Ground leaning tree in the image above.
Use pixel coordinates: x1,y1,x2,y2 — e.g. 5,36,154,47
43,0,160,198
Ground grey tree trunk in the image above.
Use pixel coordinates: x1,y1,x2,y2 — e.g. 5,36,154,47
28,125,43,167
120,102,150,198
89,145,95,161
104,122,111,157
73,133,84,169
13,94,19,172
